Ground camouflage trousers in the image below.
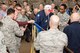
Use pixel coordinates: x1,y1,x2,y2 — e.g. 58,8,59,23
7,37,21,53
7,44,19,53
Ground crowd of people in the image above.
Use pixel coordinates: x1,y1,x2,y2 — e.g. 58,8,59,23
0,0,80,53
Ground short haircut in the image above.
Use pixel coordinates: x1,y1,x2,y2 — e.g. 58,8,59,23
1,3,6,5
15,3,22,7
7,8,15,15
60,4,67,9
23,1,27,3
39,3,44,6
14,1,17,3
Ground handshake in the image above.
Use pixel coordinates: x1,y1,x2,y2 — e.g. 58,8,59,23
27,20,35,23
19,20,35,31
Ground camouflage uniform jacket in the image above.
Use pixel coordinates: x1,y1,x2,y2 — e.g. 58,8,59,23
0,31,7,53
0,16,24,47
34,28,68,53
57,12,70,31
16,13,29,22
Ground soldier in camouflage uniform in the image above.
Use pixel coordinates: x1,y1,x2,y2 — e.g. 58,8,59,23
57,4,70,31
0,8,25,53
34,15,68,53
16,8,29,22
15,5,30,43
0,22,7,53
14,4,28,48
0,31,7,53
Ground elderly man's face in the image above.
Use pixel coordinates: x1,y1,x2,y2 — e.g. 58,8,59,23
44,9,51,16
60,6,65,13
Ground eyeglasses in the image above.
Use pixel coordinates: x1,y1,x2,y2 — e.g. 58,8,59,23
60,8,64,10
16,8,21,11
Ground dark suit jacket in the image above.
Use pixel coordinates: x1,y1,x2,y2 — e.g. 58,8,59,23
63,21,80,53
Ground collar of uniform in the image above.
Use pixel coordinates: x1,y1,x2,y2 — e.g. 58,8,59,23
49,28,59,31
6,16,13,20
60,12,67,15
70,21,80,24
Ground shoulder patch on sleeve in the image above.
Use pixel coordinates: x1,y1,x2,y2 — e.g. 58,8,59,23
37,14,40,17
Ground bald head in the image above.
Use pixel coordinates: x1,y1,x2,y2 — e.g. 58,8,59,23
49,15,59,28
70,13,80,22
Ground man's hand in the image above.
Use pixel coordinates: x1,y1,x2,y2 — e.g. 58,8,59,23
28,20,35,23
20,27,26,31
